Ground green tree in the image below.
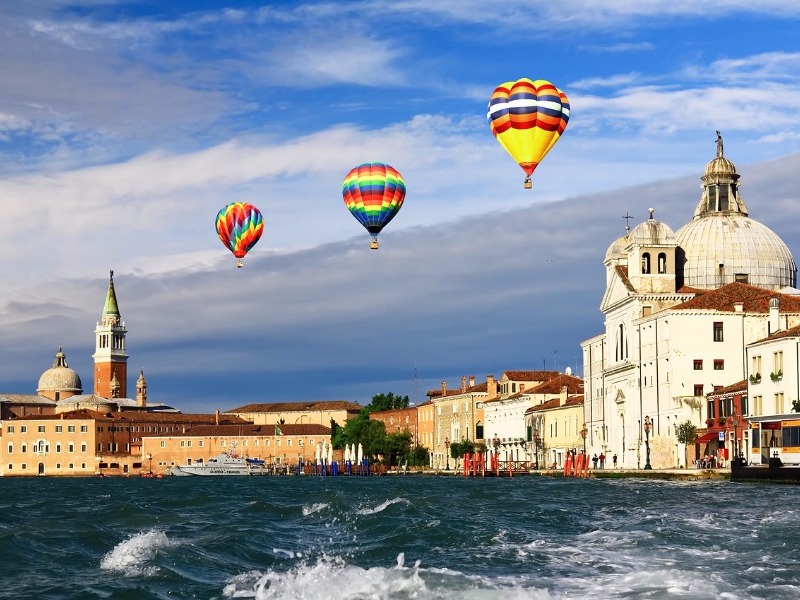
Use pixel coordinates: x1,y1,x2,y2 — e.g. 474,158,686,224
405,445,429,470
384,431,413,467
675,420,698,467
366,392,410,413
332,412,387,460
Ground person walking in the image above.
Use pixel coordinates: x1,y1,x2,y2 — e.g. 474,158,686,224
592,453,598,469
612,453,618,469
599,452,606,469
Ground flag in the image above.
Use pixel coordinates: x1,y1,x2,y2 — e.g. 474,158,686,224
275,424,282,436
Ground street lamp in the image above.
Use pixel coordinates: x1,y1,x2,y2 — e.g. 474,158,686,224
580,423,588,455
146,452,152,475
643,415,653,470
533,430,541,469
444,437,450,471
731,412,740,462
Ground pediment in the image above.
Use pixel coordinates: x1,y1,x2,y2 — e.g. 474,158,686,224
601,273,635,312
614,389,626,404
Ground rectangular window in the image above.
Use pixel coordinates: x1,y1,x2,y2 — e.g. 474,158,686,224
21,444,27,453
56,443,61,453
774,351,784,375
693,360,703,370
714,359,724,370
38,425,45,433
6,426,13,433
20,426,27,433
707,401,715,419
713,322,724,342
68,443,74,453
81,425,87,433
81,443,87,453
776,393,785,414
199,440,204,447
6,444,11,454
694,384,704,397
160,441,165,448
180,440,185,447
68,425,75,433
55,425,62,433
287,439,292,447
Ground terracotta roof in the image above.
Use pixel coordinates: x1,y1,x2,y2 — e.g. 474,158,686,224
671,282,800,313
706,380,747,397
501,370,560,382
225,401,363,413
172,423,331,437
528,374,583,395
9,410,249,425
614,265,635,292
525,398,561,413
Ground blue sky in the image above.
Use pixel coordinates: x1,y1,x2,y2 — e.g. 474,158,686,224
2,1,800,413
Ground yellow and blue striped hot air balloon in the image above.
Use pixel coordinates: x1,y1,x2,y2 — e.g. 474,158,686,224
487,78,570,189
342,162,406,249
215,202,264,268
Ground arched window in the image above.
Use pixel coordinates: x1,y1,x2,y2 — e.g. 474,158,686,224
641,252,651,274
658,253,667,274
615,323,628,361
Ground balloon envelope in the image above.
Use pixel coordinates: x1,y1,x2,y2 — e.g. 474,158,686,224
215,202,264,265
487,78,570,187
342,162,406,248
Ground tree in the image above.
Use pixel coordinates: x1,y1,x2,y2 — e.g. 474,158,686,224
675,420,698,467
366,392,410,413
384,431,412,467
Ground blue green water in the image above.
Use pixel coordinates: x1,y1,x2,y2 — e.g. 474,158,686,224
0,475,797,599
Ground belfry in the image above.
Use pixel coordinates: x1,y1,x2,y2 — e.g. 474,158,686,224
92,270,129,398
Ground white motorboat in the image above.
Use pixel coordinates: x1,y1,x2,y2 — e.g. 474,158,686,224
169,443,266,476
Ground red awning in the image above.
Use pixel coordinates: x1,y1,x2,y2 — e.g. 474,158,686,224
697,432,719,443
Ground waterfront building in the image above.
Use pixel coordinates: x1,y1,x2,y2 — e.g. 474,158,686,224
427,375,489,470
484,372,582,466
745,322,800,465
369,405,419,442
701,379,747,466
525,391,585,469
143,423,332,474
224,401,362,428
416,399,434,453
582,134,800,469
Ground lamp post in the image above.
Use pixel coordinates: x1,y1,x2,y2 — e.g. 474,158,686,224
643,415,653,470
146,452,152,475
731,412,739,461
580,423,588,456
533,430,541,469
444,437,450,471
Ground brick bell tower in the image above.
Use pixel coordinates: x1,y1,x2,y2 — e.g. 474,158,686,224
92,270,129,398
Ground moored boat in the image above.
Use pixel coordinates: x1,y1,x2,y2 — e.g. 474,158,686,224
169,443,266,476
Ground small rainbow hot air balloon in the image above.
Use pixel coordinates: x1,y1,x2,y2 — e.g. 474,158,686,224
342,162,406,249
487,78,570,189
215,202,264,268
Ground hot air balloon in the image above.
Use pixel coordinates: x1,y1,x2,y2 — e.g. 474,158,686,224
487,78,570,189
342,162,406,249
215,202,264,268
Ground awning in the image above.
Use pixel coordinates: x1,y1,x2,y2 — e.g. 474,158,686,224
697,432,719,444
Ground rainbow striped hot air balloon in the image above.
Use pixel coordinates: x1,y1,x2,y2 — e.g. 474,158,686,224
215,202,264,268
342,162,406,249
487,78,570,189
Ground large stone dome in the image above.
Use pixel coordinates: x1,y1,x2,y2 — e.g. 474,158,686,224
676,216,796,290
37,347,82,396
675,132,797,290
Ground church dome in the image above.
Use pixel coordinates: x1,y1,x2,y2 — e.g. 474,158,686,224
37,347,82,394
605,234,628,262
675,132,796,290
627,209,676,247
676,216,796,290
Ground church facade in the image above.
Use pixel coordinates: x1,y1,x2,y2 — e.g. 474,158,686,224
581,134,800,469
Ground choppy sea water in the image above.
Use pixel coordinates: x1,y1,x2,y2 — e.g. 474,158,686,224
0,475,798,599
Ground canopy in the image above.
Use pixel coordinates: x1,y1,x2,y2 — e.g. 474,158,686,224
697,432,719,444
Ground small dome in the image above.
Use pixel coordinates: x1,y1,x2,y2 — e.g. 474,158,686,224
37,347,82,394
703,156,738,180
605,234,628,262
627,209,676,246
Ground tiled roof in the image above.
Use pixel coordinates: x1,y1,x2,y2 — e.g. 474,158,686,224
502,370,560,382
672,282,800,313
525,398,561,413
528,374,583,395
9,410,249,424
614,265,635,292
706,380,747,397
225,401,363,413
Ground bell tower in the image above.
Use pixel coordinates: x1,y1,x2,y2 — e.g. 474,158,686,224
92,270,129,398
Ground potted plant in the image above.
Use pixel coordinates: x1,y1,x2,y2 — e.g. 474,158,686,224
749,372,761,383
770,370,783,382
705,418,715,427
718,416,726,426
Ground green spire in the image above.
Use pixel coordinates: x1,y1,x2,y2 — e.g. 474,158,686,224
102,270,121,317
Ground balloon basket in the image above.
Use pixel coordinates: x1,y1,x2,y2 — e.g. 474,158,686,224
370,238,379,250
236,260,243,268
523,178,532,190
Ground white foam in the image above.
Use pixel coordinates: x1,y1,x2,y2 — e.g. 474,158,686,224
355,497,411,515
302,502,329,516
100,529,174,576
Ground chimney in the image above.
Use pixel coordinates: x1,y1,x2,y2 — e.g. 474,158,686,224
215,409,220,425
469,375,475,387
461,376,467,393
520,383,526,393
441,380,447,396
487,374,497,398
560,385,568,405
734,302,744,313
769,298,780,334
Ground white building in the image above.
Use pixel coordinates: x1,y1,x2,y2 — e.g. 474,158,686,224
582,134,800,468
